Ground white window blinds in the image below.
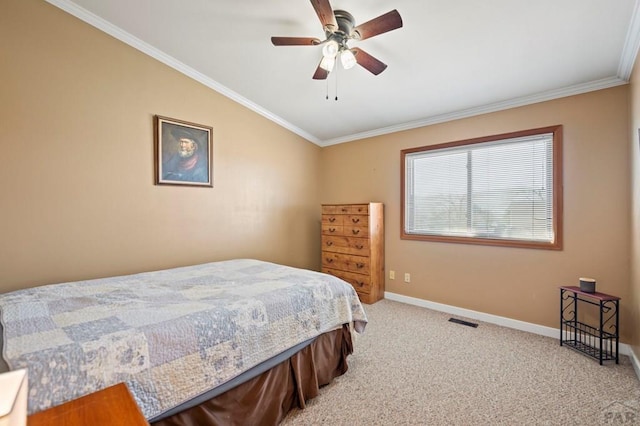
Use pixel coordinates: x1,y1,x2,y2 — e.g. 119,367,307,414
404,132,556,245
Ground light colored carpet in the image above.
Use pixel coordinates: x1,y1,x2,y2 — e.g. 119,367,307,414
281,299,640,425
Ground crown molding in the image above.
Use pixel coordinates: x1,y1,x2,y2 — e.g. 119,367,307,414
618,0,640,80
320,76,629,146
44,0,323,146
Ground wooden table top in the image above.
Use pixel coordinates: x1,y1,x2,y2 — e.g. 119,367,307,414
560,285,620,301
28,383,149,426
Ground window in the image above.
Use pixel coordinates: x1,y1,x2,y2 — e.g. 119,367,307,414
401,126,562,249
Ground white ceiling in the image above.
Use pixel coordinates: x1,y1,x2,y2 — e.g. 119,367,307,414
48,0,640,146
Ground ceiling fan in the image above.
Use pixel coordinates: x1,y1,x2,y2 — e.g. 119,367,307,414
271,0,403,80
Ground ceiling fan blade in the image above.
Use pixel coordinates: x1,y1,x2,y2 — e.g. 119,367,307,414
352,9,403,40
312,66,329,80
271,36,321,46
352,48,388,75
310,0,338,31
312,58,329,80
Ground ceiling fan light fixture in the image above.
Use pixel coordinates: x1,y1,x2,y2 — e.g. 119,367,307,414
340,48,357,69
270,1,403,81
319,56,336,72
322,40,339,58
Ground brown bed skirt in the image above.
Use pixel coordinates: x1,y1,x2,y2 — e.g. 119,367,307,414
152,324,354,426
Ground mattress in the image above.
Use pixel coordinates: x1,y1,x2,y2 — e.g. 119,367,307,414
152,324,353,425
151,328,319,422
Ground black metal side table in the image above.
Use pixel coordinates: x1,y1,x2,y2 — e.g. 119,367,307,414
559,286,620,365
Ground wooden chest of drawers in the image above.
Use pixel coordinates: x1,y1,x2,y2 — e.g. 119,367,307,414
321,203,384,304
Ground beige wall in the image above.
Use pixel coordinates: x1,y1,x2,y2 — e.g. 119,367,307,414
320,87,633,341
630,62,640,359
0,0,321,293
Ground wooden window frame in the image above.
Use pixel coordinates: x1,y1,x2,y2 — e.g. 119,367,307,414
400,125,563,250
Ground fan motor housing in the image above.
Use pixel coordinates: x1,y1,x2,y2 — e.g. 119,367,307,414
332,10,356,38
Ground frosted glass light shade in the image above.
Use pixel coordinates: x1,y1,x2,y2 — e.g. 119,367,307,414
341,49,357,69
0,369,28,426
322,40,339,58
319,56,335,72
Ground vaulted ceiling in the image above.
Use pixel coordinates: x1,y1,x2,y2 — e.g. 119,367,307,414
49,0,639,146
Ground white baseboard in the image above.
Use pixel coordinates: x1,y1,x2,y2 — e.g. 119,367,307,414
384,291,638,379
630,348,640,380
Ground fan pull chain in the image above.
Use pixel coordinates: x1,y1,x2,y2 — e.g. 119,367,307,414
335,66,338,101
326,76,329,100
323,66,339,101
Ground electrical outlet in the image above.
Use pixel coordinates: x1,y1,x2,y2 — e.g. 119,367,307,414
404,273,411,283
389,270,395,280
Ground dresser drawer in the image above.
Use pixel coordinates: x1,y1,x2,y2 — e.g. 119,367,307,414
322,235,370,256
322,214,344,225
321,205,369,215
321,253,370,275
343,225,369,238
322,205,339,215
345,215,369,227
322,268,371,294
345,205,369,215
322,224,344,236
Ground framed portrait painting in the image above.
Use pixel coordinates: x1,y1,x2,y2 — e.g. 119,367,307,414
154,115,213,187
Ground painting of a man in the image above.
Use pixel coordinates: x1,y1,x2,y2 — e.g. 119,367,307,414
155,116,213,187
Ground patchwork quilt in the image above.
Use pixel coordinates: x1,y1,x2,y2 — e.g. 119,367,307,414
0,259,367,418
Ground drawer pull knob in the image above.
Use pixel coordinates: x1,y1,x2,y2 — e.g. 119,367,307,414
326,241,334,246
357,281,364,287
352,229,360,235
352,218,360,223
341,208,348,212
329,228,336,232
329,217,336,223
356,263,364,269
326,258,334,263
355,244,364,250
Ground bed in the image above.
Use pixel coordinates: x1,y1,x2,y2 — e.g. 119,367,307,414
0,259,367,425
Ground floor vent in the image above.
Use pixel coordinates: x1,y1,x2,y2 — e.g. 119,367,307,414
448,318,478,328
